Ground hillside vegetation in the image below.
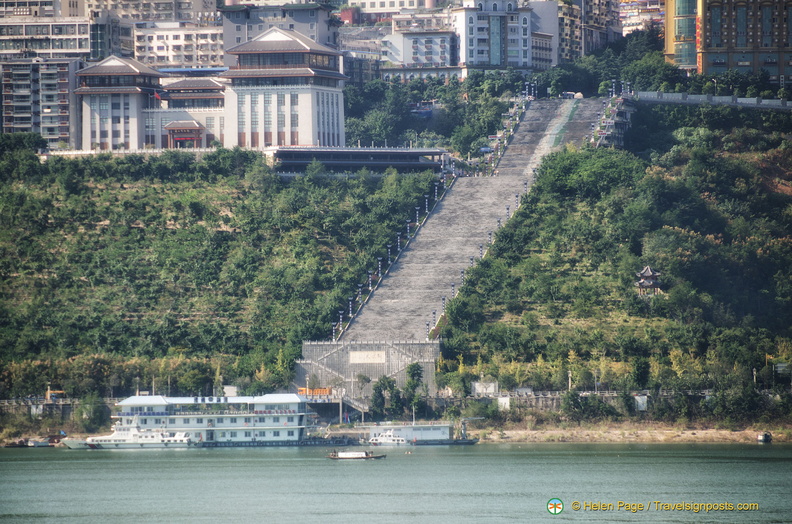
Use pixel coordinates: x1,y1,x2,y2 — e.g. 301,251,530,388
0,140,436,397
436,104,792,423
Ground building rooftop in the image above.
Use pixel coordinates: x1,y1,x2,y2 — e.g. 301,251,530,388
77,56,165,77
226,27,340,55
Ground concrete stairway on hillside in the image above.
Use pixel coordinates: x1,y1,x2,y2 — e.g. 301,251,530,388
341,98,603,342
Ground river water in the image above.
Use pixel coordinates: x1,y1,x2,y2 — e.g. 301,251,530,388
1,443,789,523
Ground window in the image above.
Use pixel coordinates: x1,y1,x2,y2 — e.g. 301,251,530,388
183,418,190,424
230,431,237,437
244,417,251,423
273,416,280,422
287,430,294,436
196,418,203,424
230,418,237,423
273,431,280,437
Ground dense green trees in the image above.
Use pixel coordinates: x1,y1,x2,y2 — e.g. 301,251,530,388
436,105,792,424
0,141,437,397
344,69,520,156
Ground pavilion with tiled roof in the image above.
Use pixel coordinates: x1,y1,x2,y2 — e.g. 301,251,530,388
635,266,662,295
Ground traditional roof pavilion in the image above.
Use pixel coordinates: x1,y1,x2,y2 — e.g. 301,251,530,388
635,266,662,295
75,56,164,94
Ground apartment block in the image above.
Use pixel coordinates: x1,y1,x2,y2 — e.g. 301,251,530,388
666,0,792,82
134,22,223,67
452,0,534,71
1,57,82,149
0,13,130,61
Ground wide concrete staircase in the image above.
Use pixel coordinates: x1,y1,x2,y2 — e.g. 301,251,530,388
341,98,602,342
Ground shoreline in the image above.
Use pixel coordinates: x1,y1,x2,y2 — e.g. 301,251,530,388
475,423,791,444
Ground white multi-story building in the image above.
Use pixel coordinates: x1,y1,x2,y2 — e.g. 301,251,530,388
75,55,163,150
134,22,223,67
451,0,533,71
220,28,346,147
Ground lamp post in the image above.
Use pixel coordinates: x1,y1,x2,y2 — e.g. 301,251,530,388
424,194,429,214
397,232,401,251
479,244,484,259
469,255,474,267
377,257,382,277
460,268,465,284
451,282,455,298
426,321,430,341
497,218,501,229
415,206,420,225
406,219,411,237
348,297,354,317
506,205,510,218
432,309,436,326
488,230,493,244
338,310,344,331
441,295,446,314
387,244,392,264
515,193,519,208
368,270,373,291
434,182,439,201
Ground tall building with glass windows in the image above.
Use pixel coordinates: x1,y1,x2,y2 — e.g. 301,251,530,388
665,0,792,84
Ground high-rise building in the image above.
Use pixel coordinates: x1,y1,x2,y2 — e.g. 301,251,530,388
665,0,791,83
451,0,534,71
577,0,621,55
1,57,82,149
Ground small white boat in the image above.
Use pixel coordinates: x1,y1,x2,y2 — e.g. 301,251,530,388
83,425,197,449
757,432,772,443
26,439,51,447
327,450,386,460
369,429,407,446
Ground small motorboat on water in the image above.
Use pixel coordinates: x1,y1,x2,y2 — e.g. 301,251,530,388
368,429,407,446
757,432,772,443
327,450,386,460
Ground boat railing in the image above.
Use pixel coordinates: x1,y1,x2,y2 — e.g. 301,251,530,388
115,409,301,417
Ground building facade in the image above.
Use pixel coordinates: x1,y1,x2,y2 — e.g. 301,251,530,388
75,55,163,150
452,0,534,71
0,12,130,61
1,57,82,149
666,0,792,82
220,28,346,147
221,3,339,69
133,22,224,68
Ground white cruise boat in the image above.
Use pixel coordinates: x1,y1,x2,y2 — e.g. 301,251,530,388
68,393,311,449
